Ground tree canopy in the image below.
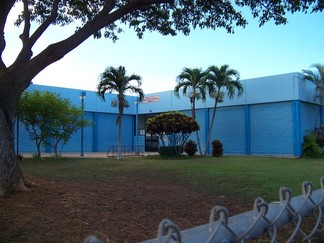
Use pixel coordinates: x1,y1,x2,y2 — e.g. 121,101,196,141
2,1,323,82
146,111,199,152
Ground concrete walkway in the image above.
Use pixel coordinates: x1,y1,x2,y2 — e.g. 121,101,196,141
22,152,158,158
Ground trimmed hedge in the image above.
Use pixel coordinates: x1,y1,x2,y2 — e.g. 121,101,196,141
158,146,183,157
184,140,197,156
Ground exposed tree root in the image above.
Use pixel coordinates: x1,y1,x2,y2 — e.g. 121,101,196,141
23,177,36,187
0,180,33,197
17,180,31,192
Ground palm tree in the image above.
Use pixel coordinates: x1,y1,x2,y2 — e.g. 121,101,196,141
204,64,243,155
302,63,324,134
97,66,144,160
174,68,208,155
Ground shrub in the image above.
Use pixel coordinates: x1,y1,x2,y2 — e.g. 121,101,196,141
302,132,322,158
146,111,199,150
212,140,223,157
158,146,178,157
315,126,324,150
184,140,197,156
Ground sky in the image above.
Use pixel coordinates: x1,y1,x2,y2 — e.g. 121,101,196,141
3,4,324,94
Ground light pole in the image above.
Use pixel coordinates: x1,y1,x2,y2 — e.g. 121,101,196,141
135,98,139,148
80,91,86,156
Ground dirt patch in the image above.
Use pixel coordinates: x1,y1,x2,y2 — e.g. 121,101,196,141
0,174,251,242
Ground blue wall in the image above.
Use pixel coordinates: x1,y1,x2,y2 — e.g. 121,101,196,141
250,102,294,155
212,106,246,155
16,72,321,156
28,84,137,115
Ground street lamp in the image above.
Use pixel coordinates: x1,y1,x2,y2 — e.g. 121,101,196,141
135,98,139,148
80,91,86,156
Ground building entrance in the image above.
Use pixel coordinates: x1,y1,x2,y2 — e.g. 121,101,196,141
145,133,159,152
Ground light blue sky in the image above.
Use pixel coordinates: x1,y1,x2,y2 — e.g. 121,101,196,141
3,6,324,94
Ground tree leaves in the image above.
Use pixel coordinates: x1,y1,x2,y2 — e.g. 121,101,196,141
18,90,90,157
146,111,199,147
11,0,322,42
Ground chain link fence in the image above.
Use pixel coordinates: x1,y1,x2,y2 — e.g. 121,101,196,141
141,177,324,243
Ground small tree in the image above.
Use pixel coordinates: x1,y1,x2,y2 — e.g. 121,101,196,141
146,111,199,155
174,67,208,155
204,65,243,155
19,90,89,157
19,91,51,157
45,104,89,157
97,66,144,160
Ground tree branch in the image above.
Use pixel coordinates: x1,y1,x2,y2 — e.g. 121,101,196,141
22,0,174,80
19,0,31,43
28,0,59,47
102,0,116,13
0,0,16,69
14,0,60,65
124,0,174,12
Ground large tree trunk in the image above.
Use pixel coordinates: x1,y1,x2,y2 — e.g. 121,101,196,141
0,105,28,195
0,66,32,195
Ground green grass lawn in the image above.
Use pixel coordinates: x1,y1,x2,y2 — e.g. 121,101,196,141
20,155,324,202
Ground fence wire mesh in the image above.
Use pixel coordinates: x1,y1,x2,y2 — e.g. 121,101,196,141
142,177,324,243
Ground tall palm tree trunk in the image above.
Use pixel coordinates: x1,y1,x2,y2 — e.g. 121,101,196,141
117,117,122,160
314,104,323,135
191,100,202,155
204,98,218,155
117,110,123,160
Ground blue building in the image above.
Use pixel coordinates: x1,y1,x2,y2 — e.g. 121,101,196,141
16,72,321,157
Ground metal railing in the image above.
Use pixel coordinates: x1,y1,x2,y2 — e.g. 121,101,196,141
107,145,144,157
141,177,324,242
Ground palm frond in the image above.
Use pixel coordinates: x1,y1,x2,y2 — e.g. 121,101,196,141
174,67,208,101
303,69,320,83
97,65,144,104
206,64,242,100
111,99,118,107
303,64,324,83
